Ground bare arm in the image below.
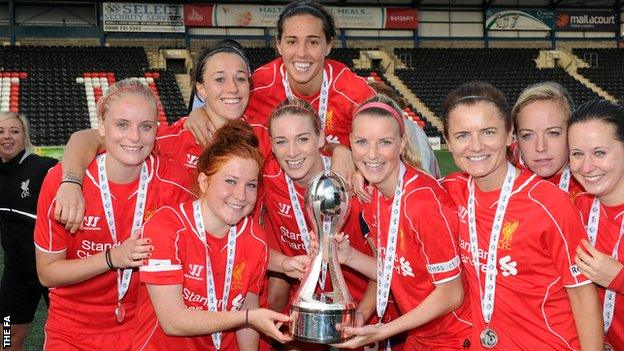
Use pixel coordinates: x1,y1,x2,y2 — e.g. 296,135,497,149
268,275,291,312
183,108,216,146
146,284,291,343
268,249,310,279
566,283,603,351
334,276,465,349
334,233,376,280
236,293,261,351
55,129,103,232
36,230,151,287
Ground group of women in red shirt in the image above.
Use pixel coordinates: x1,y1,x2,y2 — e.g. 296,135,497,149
30,1,624,350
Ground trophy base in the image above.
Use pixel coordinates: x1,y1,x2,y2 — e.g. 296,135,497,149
289,305,355,344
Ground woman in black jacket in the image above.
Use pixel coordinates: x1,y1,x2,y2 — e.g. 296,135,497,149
0,112,57,351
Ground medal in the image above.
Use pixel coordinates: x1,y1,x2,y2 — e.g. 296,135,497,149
375,162,406,319
480,327,498,349
114,302,126,323
193,200,238,350
604,342,613,351
468,162,517,346
97,154,149,324
586,198,624,334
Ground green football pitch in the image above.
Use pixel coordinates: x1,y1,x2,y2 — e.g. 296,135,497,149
2,149,458,350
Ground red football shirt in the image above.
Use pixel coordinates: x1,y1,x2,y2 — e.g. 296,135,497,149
34,154,194,334
441,170,590,350
156,117,273,167
360,165,472,349
246,58,375,148
575,193,624,350
135,202,268,351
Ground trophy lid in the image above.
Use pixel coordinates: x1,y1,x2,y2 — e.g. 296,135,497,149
305,171,351,236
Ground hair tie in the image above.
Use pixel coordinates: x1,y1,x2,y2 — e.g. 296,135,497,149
450,95,499,109
354,102,405,135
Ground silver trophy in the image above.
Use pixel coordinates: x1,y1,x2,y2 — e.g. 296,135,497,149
289,171,356,344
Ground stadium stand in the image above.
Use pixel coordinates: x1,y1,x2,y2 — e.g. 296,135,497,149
574,48,624,102
0,45,186,146
394,48,602,118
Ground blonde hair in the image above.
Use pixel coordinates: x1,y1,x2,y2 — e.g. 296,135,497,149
0,111,33,151
97,78,158,121
511,81,574,132
353,94,422,170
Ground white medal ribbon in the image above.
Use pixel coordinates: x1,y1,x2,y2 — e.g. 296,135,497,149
284,156,331,254
97,154,148,303
193,200,238,350
376,162,406,319
558,166,571,192
468,162,516,326
586,198,624,333
281,64,330,132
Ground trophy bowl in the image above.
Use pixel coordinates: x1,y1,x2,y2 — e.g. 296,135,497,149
289,172,356,344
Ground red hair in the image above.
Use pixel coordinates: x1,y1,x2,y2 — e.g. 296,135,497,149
195,120,263,196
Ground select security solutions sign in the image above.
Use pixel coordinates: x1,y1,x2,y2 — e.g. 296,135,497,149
555,10,617,31
103,3,184,32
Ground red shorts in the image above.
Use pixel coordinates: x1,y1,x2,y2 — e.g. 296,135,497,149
44,327,132,351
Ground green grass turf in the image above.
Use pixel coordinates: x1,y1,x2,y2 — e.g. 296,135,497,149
2,149,457,350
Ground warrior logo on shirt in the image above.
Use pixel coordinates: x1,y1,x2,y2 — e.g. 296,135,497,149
499,220,519,251
83,216,102,230
186,264,205,280
186,154,199,167
20,179,30,198
278,203,292,217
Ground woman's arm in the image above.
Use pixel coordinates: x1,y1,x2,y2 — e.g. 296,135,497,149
146,284,291,343
334,233,376,280
36,230,151,287
55,129,103,232
236,293,261,351
268,249,310,279
333,276,464,349
268,275,291,312
566,283,603,351
183,108,216,146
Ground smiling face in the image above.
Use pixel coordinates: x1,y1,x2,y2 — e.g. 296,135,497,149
196,52,250,128
516,99,569,178
98,94,158,180
199,156,259,235
276,14,332,96
0,117,26,162
446,102,513,191
569,119,624,206
270,112,325,186
350,113,406,197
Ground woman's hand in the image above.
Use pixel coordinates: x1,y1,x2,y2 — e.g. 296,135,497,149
332,323,385,349
247,308,292,344
110,230,154,269
351,170,372,203
334,232,355,265
575,239,624,288
281,255,311,280
184,108,216,146
54,181,86,233
330,145,356,187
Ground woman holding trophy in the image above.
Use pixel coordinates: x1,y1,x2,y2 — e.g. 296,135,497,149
333,94,473,350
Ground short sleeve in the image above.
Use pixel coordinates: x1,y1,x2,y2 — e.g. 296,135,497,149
140,206,185,285
34,164,69,253
404,187,461,284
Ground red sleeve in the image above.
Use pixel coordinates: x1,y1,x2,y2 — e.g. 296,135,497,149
404,187,461,284
153,156,196,204
140,206,185,285
532,183,590,287
34,164,70,253
608,266,624,295
247,222,269,295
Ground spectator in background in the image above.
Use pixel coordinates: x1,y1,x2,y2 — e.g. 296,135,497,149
569,100,624,350
510,81,583,197
0,112,57,351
